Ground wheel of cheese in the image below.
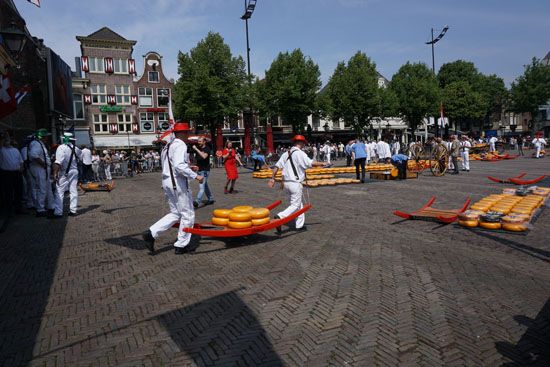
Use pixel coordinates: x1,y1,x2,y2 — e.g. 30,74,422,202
470,204,490,212
249,208,270,219
251,217,270,226
228,221,253,229
211,217,229,226
458,211,481,221
505,213,530,221
479,221,501,230
510,208,533,215
502,223,527,232
501,215,527,224
213,209,232,218
458,220,478,227
232,206,253,213
229,211,252,222
490,207,511,215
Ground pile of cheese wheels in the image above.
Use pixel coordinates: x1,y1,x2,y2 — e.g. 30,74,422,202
212,206,270,229
460,193,546,232
304,178,361,187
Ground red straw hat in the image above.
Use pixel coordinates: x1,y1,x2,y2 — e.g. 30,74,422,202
172,122,191,132
292,134,307,143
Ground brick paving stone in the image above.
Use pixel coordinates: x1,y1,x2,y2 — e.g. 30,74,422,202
0,155,549,366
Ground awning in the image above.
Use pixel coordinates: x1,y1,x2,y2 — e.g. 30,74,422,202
74,128,91,147
93,134,157,148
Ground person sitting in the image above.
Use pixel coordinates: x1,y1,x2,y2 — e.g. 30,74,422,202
251,146,267,171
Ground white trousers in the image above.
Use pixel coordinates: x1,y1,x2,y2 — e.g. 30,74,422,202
461,151,470,170
30,164,54,212
54,170,78,215
23,169,36,208
105,165,112,180
326,153,331,164
489,143,495,152
535,146,541,158
278,182,305,229
150,179,195,248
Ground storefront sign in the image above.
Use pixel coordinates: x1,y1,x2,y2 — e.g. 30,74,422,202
100,105,123,113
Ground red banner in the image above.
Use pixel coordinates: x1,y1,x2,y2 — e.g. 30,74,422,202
216,125,223,152
0,73,17,119
266,123,274,154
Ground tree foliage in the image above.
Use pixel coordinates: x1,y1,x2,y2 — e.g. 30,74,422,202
441,81,486,126
390,62,440,134
261,49,321,133
510,57,550,126
173,32,247,138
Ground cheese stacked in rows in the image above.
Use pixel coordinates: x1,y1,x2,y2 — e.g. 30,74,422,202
212,206,270,229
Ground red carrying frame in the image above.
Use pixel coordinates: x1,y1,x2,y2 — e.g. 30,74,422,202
183,200,313,237
393,196,471,224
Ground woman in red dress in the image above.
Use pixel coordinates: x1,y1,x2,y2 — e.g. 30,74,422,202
222,141,243,194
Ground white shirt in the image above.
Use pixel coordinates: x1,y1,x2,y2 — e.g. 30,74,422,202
81,148,92,165
91,154,100,164
533,138,546,148
461,140,472,152
276,147,313,182
162,138,197,187
55,144,82,173
28,139,51,167
489,137,498,144
0,146,23,171
376,141,391,159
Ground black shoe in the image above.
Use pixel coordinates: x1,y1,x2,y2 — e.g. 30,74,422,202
48,214,63,219
36,211,47,217
295,226,308,232
274,215,282,235
142,230,155,255
68,212,77,217
193,201,199,208
205,200,215,206
175,246,192,255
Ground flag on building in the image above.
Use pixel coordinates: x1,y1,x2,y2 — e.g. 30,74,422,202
0,72,17,119
27,0,41,7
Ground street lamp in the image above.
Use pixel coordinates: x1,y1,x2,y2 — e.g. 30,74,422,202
0,22,28,60
426,26,449,138
241,0,257,150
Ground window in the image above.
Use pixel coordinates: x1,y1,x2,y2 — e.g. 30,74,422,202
138,87,153,107
158,112,170,131
73,94,84,120
148,71,159,83
93,114,109,133
157,88,170,107
88,57,104,73
117,114,133,132
140,112,155,132
113,58,128,74
90,84,107,104
115,85,131,105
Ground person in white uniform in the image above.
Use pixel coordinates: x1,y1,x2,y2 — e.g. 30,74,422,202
489,136,498,152
52,133,82,218
28,129,54,217
460,136,472,172
81,145,92,183
142,122,203,255
20,136,36,209
532,136,545,158
376,139,391,163
268,135,324,232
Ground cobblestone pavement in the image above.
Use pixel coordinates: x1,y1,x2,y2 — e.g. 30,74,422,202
1,155,549,366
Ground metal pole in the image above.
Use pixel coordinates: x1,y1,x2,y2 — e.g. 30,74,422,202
127,131,130,149
431,28,435,74
244,0,254,146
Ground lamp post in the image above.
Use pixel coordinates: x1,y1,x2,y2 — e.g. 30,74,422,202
0,22,28,66
426,26,449,138
241,0,257,149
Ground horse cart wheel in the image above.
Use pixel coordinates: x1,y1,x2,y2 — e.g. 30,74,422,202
430,144,448,177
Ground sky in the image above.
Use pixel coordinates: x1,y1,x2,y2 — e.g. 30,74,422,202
16,0,550,86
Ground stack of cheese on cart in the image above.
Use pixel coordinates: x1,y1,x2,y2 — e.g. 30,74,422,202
212,206,270,229
458,187,550,232
252,164,393,187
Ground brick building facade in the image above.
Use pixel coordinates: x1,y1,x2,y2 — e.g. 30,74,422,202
74,28,173,149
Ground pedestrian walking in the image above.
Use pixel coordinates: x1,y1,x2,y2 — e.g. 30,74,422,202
51,133,81,218
450,135,460,174
142,122,204,255
91,150,101,181
103,150,112,180
351,138,368,183
192,137,215,208
222,141,243,194
28,129,54,217
460,136,471,172
81,145,92,183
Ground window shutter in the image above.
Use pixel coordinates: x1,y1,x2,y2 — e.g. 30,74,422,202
81,56,89,72
128,59,136,74
107,95,116,105
84,95,92,104
130,95,138,105
105,57,114,74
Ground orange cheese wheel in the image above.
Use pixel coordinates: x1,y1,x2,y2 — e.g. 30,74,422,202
249,208,270,219
511,207,532,215
458,220,478,227
251,217,270,226
211,217,229,226
227,221,252,229
470,204,490,212
479,221,501,230
490,207,511,215
213,209,232,218
502,223,527,232
232,206,254,213
229,211,252,222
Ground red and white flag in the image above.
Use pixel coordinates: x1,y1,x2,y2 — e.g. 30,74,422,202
27,0,40,7
0,73,17,119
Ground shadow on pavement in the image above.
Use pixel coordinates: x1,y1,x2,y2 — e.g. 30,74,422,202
0,213,69,365
469,230,550,263
77,204,101,215
496,297,550,366
192,232,299,256
104,233,174,255
157,290,284,366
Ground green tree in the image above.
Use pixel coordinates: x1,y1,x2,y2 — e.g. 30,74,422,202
438,60,481,89
510,57,550,131
441,81,486,131
324,52,380,135
262,49,321,133
390,62,440,135
173,32,247,148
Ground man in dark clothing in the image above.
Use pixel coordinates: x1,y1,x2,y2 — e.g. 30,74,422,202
192,137,215,208
450,135,460,174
